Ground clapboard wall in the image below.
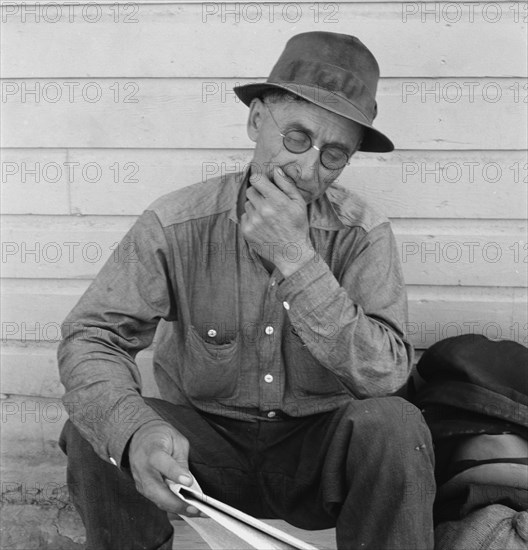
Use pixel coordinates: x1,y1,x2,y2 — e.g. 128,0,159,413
1,1,527,408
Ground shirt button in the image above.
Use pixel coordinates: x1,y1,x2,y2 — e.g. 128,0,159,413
283,301,290,310
267,411,276,418
109,457,117,466
207,329,217,338
265,326,274,335
264,374,273,383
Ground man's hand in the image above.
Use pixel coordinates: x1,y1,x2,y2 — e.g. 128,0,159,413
241,166,315,277
128,420,200,517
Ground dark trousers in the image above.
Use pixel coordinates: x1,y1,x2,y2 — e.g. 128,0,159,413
59,396,435,550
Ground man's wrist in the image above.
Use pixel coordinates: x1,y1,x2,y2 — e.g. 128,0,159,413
276,241,315,278
125,419,170,469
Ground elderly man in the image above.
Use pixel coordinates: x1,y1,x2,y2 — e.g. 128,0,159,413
58,32,435,549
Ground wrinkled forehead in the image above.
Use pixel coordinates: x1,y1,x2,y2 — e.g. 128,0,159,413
272,98,364,143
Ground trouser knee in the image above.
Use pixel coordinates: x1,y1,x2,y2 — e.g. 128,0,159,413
347,396,429,439
397,397,430,433
339,396,434,470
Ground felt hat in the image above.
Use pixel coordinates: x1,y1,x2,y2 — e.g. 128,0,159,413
234,31,394,153
412,334,528,441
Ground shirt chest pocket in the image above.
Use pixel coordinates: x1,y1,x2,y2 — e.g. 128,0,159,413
182,325,241,401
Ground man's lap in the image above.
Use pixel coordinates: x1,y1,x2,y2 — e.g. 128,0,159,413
60,395,434,548
144,397,340,526
135,396,427,527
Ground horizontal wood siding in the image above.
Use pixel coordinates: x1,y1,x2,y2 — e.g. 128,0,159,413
1,1,526,403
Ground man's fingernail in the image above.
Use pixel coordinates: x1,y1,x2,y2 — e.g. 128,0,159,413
178,475,192,485
276,166,284,176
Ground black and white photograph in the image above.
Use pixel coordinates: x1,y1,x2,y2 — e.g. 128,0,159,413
1,1,527,548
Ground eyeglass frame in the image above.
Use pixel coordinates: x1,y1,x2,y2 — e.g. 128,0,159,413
263,100,361,170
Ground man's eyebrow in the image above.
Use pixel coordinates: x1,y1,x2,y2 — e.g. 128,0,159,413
284,120,354,152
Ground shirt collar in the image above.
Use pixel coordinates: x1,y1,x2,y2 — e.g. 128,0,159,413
227,169,345,231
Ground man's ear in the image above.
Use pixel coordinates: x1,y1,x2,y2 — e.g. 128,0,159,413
247,98,265,142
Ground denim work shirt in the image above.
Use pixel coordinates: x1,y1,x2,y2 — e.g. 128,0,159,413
58,170,412,467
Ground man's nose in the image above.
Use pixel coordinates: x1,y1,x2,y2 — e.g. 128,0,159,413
293,148,322,182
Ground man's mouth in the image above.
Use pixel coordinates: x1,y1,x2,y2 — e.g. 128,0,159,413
269,168,296,187
280,165,299,184
268,166,314,201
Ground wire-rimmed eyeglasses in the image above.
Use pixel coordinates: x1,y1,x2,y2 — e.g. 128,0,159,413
264,101,355,171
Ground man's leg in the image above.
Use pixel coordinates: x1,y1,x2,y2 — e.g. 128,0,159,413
327,396,436,549
59,420,174,550
59,398,263,550
256,396,436,549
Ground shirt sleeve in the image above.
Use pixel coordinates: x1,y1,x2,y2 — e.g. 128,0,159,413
276,222,413,398
57,210,176,467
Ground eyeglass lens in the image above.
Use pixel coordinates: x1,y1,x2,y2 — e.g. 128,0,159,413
282,130,348,170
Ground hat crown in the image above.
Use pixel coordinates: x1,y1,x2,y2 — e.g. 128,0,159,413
270,32,380,101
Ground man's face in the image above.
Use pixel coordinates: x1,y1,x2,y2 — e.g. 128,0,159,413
247,97,364,203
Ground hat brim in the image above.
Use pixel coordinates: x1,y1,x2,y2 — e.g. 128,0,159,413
234,82,394,153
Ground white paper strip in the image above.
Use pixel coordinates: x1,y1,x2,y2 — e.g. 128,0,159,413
168,481,319,550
